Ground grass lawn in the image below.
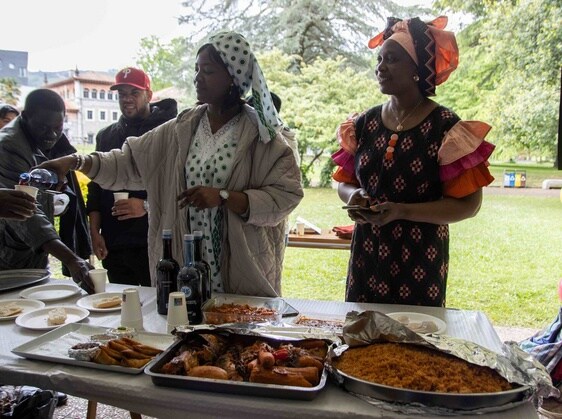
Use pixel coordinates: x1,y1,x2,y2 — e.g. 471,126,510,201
282,186,562,329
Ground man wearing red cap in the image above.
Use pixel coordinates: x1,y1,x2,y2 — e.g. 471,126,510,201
86,67,177,286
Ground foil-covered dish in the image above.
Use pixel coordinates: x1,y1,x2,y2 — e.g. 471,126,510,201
145,325,337,400
326,311,559,415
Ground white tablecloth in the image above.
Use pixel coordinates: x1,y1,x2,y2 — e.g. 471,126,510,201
0,279,538,418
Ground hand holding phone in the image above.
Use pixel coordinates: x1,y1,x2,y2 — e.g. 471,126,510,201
342,204,383,214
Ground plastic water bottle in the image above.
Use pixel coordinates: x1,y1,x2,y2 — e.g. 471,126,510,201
19,168,59,190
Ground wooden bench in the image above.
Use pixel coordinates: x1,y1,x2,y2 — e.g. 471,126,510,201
542,179,562,189
287,231,351,250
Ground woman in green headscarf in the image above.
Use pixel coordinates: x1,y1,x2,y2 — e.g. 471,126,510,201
38,31,303,297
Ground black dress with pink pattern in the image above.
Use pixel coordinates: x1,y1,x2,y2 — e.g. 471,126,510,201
347,104,460,307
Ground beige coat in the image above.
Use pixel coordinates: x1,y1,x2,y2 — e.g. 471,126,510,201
86,105,303,297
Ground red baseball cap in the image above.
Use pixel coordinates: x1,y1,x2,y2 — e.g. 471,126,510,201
110,67,151,91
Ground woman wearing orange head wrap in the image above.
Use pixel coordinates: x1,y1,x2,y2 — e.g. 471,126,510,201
332,16,495,306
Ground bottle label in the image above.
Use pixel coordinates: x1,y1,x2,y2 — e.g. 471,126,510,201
180,285,193,298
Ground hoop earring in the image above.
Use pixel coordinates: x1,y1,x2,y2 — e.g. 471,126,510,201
413,75,420,82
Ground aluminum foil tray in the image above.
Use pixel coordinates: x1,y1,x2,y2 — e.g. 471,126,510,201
145,335,327,401
336,369,528,410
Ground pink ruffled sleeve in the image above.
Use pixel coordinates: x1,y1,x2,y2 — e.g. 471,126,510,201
438,121,495,198
331,113,360,185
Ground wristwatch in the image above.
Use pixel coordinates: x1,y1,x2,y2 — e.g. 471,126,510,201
219,189,230,204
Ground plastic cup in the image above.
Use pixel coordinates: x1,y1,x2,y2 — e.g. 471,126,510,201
120,288,143,330
15,184,39,199
89,268,107,293
296,222,305,236
166,292,189,333
113,192,129,202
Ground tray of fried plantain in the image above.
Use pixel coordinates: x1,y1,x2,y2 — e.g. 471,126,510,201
145,328,329,400
12,323,175,374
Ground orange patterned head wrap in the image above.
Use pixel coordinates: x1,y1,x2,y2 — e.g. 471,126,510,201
368,16,459,96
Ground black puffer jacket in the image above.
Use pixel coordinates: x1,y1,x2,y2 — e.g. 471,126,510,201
86,98,178,250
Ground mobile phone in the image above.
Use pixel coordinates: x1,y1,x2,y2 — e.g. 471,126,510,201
342,205,383,214
342,205,368,210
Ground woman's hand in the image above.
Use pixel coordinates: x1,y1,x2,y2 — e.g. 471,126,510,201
346,188,371,207
344,188,373,222
177,186,221,209
350,201,401,226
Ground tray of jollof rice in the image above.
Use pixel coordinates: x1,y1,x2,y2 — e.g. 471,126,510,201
331,341,528,410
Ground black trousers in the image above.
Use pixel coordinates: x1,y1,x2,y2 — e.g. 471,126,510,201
102,247,151,287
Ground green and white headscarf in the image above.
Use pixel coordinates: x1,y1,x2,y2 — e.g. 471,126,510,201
206,31,282,143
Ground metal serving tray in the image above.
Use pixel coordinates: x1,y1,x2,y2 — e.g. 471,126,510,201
145,336,327,400
12,323,175,375
0,269,50,292
336,369,529,410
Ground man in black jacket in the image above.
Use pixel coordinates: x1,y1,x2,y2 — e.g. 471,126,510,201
87,68,177,286
0,89,94,292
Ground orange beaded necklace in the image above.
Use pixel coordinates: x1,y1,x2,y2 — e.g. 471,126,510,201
385,99,424,160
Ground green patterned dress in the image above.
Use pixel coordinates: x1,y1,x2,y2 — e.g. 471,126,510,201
185,112,241,293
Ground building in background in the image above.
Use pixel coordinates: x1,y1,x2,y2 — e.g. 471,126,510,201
1,52,187,146
0,50,28,85
44,70,119,145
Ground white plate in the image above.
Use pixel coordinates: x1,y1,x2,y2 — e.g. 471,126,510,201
76,292,122,312
19,283,82,302
386,312,447,334
15,306,90,330
0,299,45,321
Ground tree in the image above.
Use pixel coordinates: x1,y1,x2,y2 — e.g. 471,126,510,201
0,78,21,105
435,0,562,161
433,0,495,17
258,50,382,186
135,36,192,92
178,0,427,67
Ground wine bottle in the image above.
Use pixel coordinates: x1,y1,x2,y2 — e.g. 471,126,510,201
19,168,58,190
156,229,179,315
193,230,211,303
177,234,203,324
